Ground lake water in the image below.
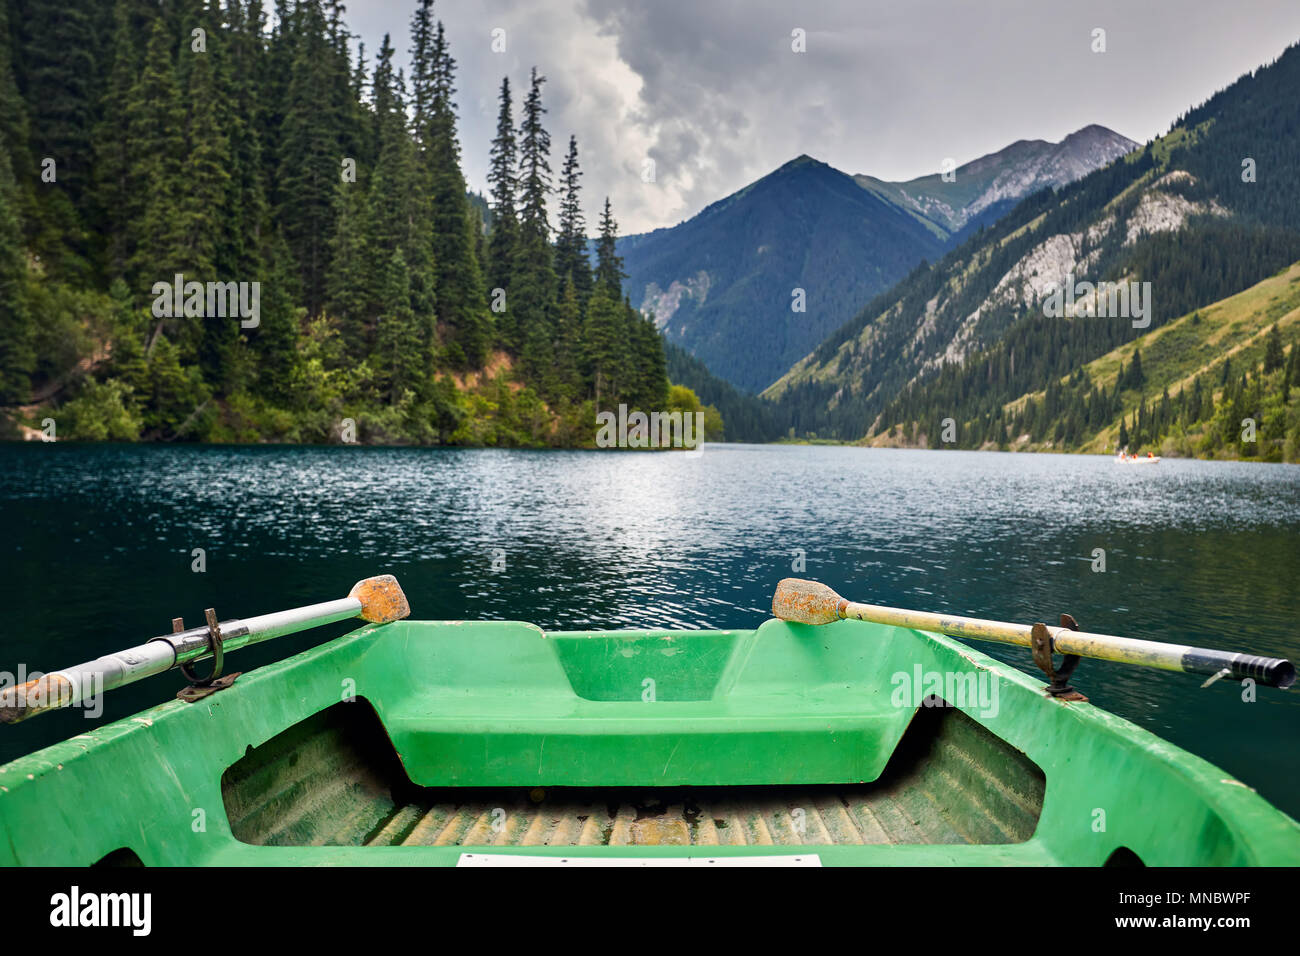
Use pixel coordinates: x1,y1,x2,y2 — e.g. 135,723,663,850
2,443,1298,817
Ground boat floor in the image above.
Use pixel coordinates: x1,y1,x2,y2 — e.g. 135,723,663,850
222,698,1045,849
349,782,1023,848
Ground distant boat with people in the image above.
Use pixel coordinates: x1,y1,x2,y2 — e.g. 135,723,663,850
1115,448,1160,464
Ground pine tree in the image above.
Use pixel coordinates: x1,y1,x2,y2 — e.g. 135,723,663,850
175,37,232,280
582,285,623,405
278,0,342,316
594,197,625,297
0,2,31,402
365,52,434,374
517,68,552,247
366,53,414,258
408,0,435,138
222,0,271,281
16,0,97,205
126,21,185,292
513,67,557,381
554,135,592,303
90,2,136,281
253,234,302,405
0,0,30,190
485,76,518,344
374,248,422,403
421,20,489,367
553,279,582,394
0,126,31,403
327,176,373,357
263,0,299,205
181,39,236,389
324,0,362,164
1263,323,1284,373
12,0,100,281
1128,347,1145,390
627,310,668,409
348,40,373,170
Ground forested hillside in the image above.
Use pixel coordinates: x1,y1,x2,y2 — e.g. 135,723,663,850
662,342,784,443
764,39,1300,463
0,0,675,446
619,130,1130,395
873,262,1300,461
620,155,945,393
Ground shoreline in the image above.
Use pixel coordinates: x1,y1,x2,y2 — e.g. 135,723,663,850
5,435,1295,464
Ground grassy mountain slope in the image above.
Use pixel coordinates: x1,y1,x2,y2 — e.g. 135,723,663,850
1052,264,1298,427
867,261,1300,461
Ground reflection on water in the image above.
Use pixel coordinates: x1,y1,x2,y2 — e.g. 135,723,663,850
2,443,1298,815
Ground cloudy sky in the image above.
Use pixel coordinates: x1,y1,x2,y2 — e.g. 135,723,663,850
343,0,1300,235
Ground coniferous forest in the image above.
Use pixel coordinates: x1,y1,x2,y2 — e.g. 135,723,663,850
0,0,710,446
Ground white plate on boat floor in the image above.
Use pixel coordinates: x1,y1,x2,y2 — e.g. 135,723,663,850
456,852,822,867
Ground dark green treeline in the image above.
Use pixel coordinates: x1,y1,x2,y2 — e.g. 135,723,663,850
0,0,669,445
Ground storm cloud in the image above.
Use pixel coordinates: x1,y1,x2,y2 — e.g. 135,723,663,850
344,0,1300,233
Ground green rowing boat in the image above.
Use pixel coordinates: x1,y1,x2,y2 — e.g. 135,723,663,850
0,575,1296,866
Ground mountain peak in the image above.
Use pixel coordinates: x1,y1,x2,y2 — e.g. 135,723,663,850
855,125,1137,235
775,153,827,172
1058,124,1138,156
617,152,945,392
1065,123,1131,141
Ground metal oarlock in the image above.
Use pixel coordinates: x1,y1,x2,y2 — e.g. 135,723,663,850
182,608,225,686
161,610,240,703
0,575,411,724
1031,614,1087,701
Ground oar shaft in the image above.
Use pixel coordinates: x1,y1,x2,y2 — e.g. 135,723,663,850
838,600,1293,688
239,598,362,644
840,601,1040,649
1,591,385,724
143,596,365,669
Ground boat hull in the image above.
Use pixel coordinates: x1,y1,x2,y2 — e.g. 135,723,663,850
1,618,1296,866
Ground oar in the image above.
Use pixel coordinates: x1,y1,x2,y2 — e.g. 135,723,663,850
772,578,1295,689
0,574,410,725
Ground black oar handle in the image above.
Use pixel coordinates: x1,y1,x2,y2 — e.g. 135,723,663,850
1181,649,1295,689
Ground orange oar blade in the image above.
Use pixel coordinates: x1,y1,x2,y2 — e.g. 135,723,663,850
771,578,846,625
349,574,412,623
